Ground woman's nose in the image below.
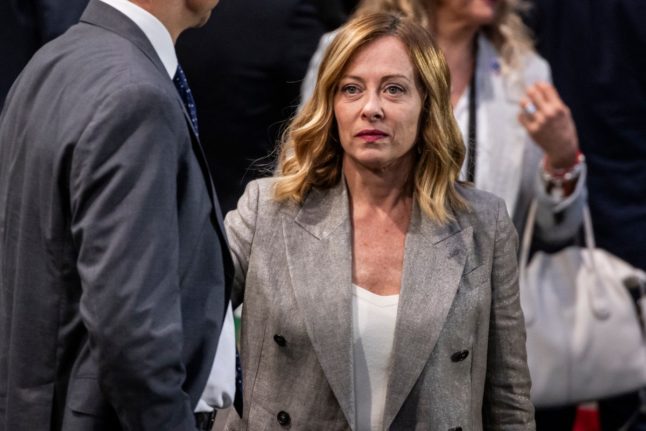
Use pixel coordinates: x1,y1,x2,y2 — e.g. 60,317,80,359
360,92,384,122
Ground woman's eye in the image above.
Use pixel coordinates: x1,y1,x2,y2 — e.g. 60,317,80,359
341,84,361,95
385,85,405,95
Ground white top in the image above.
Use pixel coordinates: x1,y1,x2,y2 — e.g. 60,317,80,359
98,0,236,411
98,0,177,78
352,284,399,431
195,303,237,411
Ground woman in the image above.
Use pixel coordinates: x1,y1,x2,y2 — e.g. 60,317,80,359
302,0,586,243
301,1,588,429
225,12,534,430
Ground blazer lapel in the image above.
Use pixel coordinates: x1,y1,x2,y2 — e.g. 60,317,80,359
283,181,356,429
383,205,472,428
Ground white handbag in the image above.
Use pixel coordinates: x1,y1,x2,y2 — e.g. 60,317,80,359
519,201,646,408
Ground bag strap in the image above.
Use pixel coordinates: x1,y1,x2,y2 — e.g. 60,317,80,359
518,200,538,324
519,200,612,323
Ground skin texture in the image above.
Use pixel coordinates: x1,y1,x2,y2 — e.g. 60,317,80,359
186,0,220,27
518,82,579,168
434,0,498,107
131,0,219,41
334,35,422,173
333,36,424,296
435,0,498,30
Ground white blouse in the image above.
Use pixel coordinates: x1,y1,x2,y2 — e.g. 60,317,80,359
352,284,399,430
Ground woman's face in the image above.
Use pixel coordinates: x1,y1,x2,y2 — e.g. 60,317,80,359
436,0,499,28
333,36,423,172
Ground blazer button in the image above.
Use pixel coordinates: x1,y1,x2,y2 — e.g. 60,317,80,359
273,334,287,347
451,350,469,362
277,410,291,426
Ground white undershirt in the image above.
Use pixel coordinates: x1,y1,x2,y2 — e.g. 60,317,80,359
352,284,399,431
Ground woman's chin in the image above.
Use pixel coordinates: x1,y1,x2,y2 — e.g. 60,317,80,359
345,154,414,175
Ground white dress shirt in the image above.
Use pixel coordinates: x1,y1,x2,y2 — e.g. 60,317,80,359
98,0,236,411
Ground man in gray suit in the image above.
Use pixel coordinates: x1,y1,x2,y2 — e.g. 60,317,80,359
0,0,232,430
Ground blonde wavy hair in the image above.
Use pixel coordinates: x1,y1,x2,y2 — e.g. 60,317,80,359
274,12,466,224
355,0,534,72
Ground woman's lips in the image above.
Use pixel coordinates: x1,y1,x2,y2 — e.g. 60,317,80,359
356,129,388,142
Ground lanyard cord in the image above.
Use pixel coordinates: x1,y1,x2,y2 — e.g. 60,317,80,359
466,39,479,183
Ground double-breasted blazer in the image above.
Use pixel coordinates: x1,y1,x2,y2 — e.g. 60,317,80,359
0,1,232,430
224,178,535,430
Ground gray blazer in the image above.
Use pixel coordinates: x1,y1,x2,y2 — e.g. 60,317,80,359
224,178,535,430
0,1,232,430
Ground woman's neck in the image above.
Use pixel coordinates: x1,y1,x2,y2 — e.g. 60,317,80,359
342,157,414,214
434,20,479,107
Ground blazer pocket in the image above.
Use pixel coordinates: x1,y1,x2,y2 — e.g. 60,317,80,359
460,264,489,289
66,376,112,417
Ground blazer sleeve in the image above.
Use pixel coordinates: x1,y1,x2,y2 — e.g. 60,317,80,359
224,180,261,308
483,199,536,430
70,84,196,430
532,163,586,243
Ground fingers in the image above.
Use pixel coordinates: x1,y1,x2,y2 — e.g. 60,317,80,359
519,95,543,135
519,82,570,127
526,82,569,117
526,83,550,114
517,82,579,158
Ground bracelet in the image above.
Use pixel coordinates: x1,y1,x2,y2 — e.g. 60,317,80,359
542,150,585,180
541,152,585,199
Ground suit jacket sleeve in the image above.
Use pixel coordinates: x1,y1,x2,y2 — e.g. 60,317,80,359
224,180,261,308
69,83,196,430
483,199,535,430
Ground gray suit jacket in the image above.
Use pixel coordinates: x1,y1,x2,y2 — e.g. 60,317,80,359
224,178,535,430
0,1,232,430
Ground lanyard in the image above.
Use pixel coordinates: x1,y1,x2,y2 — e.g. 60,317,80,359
466,41,479,183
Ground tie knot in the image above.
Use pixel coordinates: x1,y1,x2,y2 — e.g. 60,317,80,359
173,65,199,137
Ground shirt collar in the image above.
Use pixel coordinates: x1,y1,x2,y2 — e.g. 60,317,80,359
98,0,178,79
